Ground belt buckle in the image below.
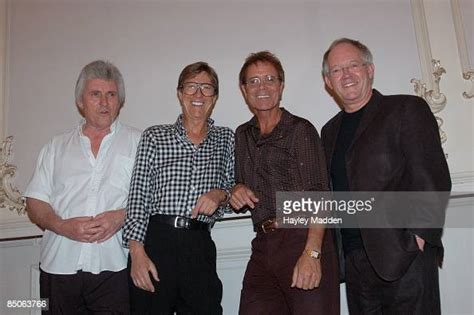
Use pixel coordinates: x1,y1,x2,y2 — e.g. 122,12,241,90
261,219,276,233
174,216,190,229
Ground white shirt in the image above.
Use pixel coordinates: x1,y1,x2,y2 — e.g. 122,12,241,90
24,120,141,274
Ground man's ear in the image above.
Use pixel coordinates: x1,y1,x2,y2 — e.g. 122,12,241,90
76,102,85,117
324,75,333,91
239,84,248,99
177,89,184,107
367,63,375,82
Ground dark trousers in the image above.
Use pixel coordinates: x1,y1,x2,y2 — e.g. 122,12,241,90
346,245,441,315
239,228,340,315
40,268,130,314
129,221,222,315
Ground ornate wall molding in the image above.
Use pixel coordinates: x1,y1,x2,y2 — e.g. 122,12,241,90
0,136,25,214
451,0,474,98
410,0,448,143
0,137,40,239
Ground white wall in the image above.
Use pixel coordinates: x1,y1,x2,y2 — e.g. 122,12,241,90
0,239,41,315
0,0,6,139
422,1,474,314
1,0,472,314
6,0,422,190
422,0,473,177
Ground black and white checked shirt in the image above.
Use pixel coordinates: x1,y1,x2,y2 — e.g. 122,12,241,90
122,115,235,246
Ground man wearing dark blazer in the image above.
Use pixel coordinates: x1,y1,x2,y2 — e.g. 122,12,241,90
321,38,451,314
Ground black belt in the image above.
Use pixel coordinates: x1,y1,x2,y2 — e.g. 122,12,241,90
150,215,212,231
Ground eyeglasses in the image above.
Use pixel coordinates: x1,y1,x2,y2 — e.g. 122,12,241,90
180,82,217,97
244,75,281,88
328,62,367,78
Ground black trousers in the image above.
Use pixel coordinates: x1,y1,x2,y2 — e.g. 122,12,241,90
128,220,222,315
40,268,130,314
345,245,441,315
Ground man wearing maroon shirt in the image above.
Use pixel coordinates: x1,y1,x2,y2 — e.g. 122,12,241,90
230,51,339,314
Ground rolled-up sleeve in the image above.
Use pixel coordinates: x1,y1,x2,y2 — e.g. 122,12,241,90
217,128,235,216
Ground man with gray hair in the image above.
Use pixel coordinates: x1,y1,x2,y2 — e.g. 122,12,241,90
321,38,451,314
25,60,141,314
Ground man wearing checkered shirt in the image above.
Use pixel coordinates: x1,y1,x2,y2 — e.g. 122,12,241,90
122,62,234,314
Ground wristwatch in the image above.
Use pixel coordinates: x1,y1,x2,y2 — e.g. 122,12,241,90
220,189,232,206
304,249,321,259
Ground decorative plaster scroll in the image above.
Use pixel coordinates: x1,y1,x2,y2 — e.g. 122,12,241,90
0,136,26,214
411,59,447,143
411,59,447,114
451,0,474,98
410,0,448,143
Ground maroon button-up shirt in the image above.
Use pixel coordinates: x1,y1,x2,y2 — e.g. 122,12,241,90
235,108,329,229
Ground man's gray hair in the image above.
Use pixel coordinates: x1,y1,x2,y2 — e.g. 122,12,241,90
322,38,373,76
75,60,125,106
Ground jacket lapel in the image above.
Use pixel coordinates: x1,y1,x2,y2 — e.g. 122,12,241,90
347,89,383,153
324,113,343,172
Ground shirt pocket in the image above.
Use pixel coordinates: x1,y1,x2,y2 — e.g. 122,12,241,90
109,154,135,192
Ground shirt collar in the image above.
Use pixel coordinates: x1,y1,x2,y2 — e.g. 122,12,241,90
78,118,120,137
248,107,291,137
174,114,215,138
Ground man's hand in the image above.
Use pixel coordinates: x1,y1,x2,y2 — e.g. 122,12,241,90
26,198,125,243
26,198,96,242
56,216,96,242
229,184,259,211
191,189,225,218
87,209,126,243
415,235,425,252
291,253,321,290
129,240,159,292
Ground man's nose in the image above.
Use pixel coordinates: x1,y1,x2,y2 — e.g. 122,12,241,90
194,87,204,97
100,93,108,105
